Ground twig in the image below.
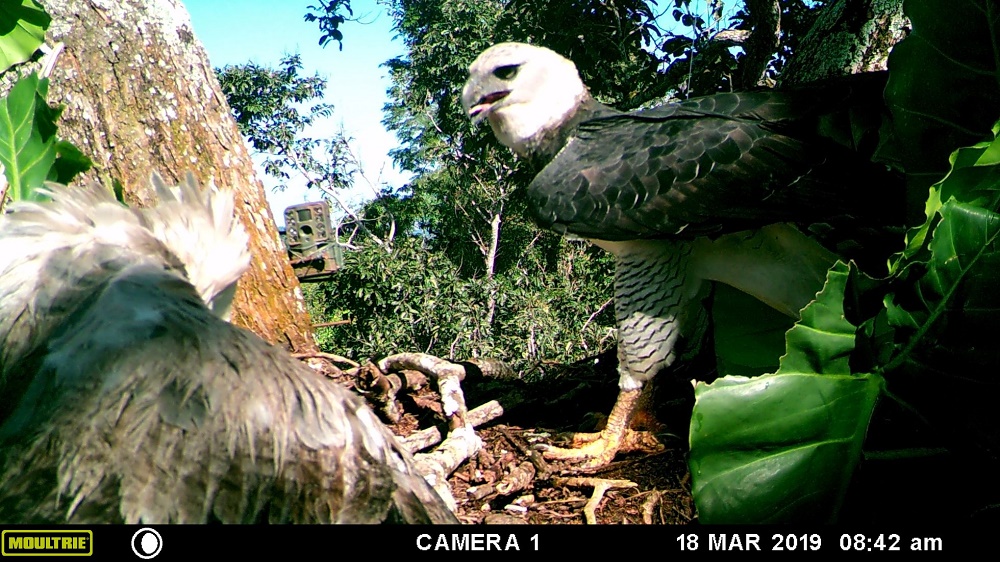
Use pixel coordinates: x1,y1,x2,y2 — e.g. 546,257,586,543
413,425,481,512
552,477,638,524
291,351,360,367
500,427,550,478
534,508,581,519
312,319,351,328
641,490,664,524
355,363,403,423
379,353,484,511
580,297,613,348
402,400,504,453
495,461,536,496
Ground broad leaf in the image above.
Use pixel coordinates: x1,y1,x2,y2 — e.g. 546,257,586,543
0,0,49,73
777,262,854,376
887,199,1000,372
891,122,1000,271
887,122,1000,366
712,283,791,378
49,140,93,185
691,262,882,523
0,72,56,201
690,372,882,523
883,0,1000,184
876,120,1000,485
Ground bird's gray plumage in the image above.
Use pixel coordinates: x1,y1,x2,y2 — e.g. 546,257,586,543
463,42,901,465
0,177,457,523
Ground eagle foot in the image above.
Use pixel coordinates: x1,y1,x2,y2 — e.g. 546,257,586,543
539,386,663,468
537,428,664,469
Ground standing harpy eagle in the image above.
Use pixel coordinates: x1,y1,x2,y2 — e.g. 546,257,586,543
0,176,457,524
462,42,901,467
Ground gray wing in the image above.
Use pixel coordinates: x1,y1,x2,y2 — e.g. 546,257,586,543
528,75,897,241
0,265,456,524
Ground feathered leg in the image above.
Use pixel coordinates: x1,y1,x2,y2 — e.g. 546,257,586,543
540,240,706,469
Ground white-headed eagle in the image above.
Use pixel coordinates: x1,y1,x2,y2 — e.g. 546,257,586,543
0,176,457,523
462,42,901,468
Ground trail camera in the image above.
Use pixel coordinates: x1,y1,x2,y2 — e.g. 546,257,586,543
285,201,332,253
281,201,343,282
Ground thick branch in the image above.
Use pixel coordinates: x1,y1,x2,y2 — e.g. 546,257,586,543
739,0,781,88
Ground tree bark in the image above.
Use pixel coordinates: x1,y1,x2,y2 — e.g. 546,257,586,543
38,0,317,351
781,0,908,84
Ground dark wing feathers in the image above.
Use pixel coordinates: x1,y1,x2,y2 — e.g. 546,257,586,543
529,73,898,240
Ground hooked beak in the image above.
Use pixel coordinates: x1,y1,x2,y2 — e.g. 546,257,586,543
468,90,510,124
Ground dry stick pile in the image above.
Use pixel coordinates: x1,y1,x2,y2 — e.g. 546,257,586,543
302,351,679,523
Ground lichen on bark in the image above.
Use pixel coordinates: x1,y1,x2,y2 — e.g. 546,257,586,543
35,0,318,352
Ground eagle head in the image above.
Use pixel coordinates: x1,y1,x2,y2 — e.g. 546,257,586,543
462,42,589,157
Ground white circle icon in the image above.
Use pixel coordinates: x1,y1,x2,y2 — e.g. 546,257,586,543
131,528,163,559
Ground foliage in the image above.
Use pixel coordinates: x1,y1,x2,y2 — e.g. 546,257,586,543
0,1,91,208
692,262,883,523
306,234,615,373
303,0,354,50
303,0,671,374
657,0,828,96
0,73,57,201
883,0,1000,183
215,55,355,192
881,124,1000,381
691,0,1000,522
0,0,49,71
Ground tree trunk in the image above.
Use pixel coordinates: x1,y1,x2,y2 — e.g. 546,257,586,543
782,0,908,84
39,0,317,352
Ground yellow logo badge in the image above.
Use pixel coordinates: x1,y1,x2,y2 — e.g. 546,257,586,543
2,530,93,556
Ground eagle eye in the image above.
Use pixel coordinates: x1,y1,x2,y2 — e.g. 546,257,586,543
493,64,520,80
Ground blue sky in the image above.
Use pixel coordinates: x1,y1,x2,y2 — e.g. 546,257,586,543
184,0,408,225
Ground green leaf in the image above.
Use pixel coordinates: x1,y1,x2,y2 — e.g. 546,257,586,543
890,121,1000,273
691,262,882,523
778,262,855,376
712,283,792,378
883,0,1000,182
0,72,56,201
886,199,1000,372
690,372,882,523
48,139,93,184
0,0,50,73
885,120,1000,368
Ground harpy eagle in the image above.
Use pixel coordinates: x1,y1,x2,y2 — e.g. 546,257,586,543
0,176,457,524
462,42,901,468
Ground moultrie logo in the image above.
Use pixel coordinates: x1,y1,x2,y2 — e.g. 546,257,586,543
2,530,93,556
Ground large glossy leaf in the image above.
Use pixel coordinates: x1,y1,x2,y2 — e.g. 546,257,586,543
691,262,883,523
876,121,1000,486
886,199,1000,371
690,372,882,523
883,0,1000,183
777,262,855,376
0,0,49,72
712,283,791,378
886,123,1000,363
0,73,56,201
891,122,1000,271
